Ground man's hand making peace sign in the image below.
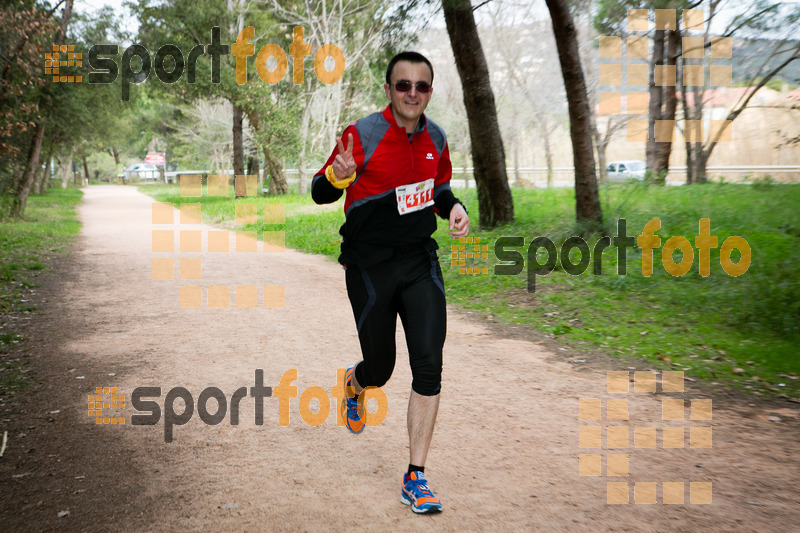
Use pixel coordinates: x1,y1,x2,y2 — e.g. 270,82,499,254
332,133,357,181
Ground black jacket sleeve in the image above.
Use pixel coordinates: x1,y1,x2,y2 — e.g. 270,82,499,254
433,188,461,220
311,173,344,205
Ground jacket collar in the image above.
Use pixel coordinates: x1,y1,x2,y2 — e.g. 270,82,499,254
382,104,427,134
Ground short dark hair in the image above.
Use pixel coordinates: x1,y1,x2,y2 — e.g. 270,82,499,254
385,51,434,85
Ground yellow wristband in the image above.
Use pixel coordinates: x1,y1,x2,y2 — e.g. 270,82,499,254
326,165,356,189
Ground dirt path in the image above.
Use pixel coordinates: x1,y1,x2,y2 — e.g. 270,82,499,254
1,185,798,532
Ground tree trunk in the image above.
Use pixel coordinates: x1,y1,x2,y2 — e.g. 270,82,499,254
513,134,521,188
247,155,259,186
685,141,695,184
82,153,89,185
33,151,48,195
232,103,244,196
297,156,307,194
646,28,665,172
654,28,680,184
297,93,312,194
680,81,694,184
540,116,554,188
442,0,513,228
461,150,468,188
61,151,73,189
262,144,287,195
545,0,602,227
10,121,45,217
695,148,710,184
244,109,288,195
691,84,706,184
510,111,520,187
32,155,43,195
111,145,124,184
39,154,51,193
596,131,608,185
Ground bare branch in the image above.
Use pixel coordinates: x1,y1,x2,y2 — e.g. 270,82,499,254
472,0,493,11
707,42,800,148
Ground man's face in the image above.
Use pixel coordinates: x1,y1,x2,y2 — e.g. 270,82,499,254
384,60,433,130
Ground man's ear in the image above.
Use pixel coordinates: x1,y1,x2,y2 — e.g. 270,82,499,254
384,83,391,100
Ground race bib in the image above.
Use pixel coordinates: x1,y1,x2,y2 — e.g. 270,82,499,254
396,179,434,215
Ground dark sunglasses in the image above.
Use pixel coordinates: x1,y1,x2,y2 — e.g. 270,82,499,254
394,80,432,93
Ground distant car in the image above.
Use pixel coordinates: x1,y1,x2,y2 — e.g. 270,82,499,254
125,163,160,181
606,160,646,182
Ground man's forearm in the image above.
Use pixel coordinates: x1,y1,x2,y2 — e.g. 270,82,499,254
311,173,344,204
433,188,460,219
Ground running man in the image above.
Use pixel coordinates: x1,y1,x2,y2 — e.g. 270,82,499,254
312,51,469,514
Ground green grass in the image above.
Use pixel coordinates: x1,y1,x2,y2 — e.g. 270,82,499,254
140,182,800,398
142,184,344,257
0,188,83,395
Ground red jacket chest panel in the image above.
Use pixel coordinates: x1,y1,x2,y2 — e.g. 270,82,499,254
355,128,439,195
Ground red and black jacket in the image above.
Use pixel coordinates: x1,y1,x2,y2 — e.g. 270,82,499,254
312,105,461,268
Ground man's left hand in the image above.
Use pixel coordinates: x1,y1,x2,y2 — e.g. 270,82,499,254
449,203,470,238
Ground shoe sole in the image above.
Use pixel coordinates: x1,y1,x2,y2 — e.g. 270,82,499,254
400,492,442,514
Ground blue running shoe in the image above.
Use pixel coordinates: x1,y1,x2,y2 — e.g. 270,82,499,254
401,471,443,513
341,366,364,434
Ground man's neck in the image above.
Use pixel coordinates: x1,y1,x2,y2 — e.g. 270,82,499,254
403,121,419,134
390,105,422,134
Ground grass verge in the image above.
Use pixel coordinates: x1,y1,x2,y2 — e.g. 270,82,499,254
0,188,83,396
140,181,800,399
